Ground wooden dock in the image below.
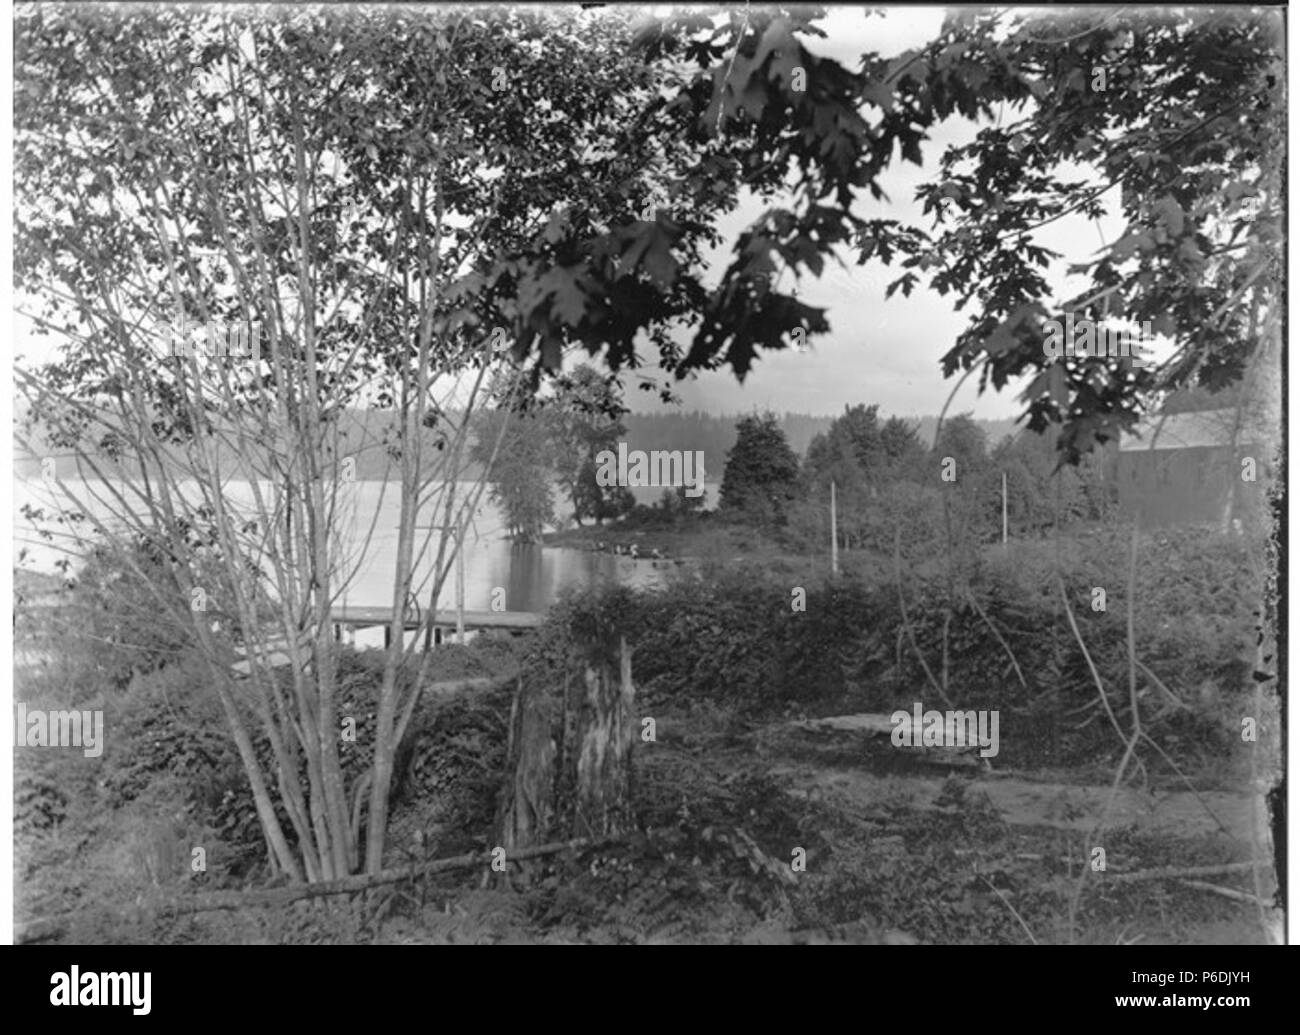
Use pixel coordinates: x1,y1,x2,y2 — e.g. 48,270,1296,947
329,606,542,633
231,638,303,677
231,606,542,675
331,605,541,648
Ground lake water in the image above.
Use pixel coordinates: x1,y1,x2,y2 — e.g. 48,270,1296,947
13,480,695,636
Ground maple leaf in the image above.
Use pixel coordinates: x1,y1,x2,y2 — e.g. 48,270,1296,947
618,222,680,288
862,80,895,113
1152,195,1185,236
524,265,588,326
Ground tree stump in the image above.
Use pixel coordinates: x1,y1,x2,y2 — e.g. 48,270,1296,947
497,636,636,851
574,636,635,838
498,677,556,855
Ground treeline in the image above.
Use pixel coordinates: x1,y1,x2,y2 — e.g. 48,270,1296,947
715,407,1114,555
15,402,1017,483
619,411,1019,477
619,412,832,464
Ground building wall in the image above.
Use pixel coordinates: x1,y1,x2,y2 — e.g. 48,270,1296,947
1115,444,1264,528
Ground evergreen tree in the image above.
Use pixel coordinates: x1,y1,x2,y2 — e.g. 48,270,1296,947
720,412,801,526
880,416,926,480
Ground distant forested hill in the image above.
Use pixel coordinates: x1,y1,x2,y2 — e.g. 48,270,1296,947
622,411,1020,478
15,400,1018,482
13,405,472,481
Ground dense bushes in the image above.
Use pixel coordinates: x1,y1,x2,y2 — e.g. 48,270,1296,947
16,513,1261,938
15,627,528,929
101,657,269,879
97,648,415,881
15,551,189,703
14,531,279,704
528,522,1260,771
617,489,711,530
15,545,275,881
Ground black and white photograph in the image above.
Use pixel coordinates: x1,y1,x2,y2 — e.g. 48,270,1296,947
5,0,1288,972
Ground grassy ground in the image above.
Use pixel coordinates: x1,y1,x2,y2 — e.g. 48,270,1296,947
543,517,905,585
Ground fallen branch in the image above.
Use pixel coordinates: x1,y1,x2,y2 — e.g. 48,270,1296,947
1058,579,1125,746
424,674,518,698
14,917,65,945
1176,879,1268,906
1106,862,1256,884
162,835,622,915
965,589,1027,690
893,526,954,708
979,874,1038,945
1139,732,1232,838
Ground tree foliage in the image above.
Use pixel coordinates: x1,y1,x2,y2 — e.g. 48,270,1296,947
932,413,989,481
719,413,801,525
14,3,789,880
879,416,927,479
638,6,1281,456
548,365,628,526
990,428,1112,534
855,7,1283,459
470,394,557,544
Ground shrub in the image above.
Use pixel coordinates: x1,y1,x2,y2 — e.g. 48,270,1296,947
101,657,269,879
14,533,272,703
522,523,1256,772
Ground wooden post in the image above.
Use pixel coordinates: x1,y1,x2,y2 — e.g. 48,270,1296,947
830,481,839,576
456,527,466,645
408,519,468,647
1002,471,1008,547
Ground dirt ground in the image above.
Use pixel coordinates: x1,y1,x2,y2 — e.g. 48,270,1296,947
355,703,1279,946
15,685,1281,946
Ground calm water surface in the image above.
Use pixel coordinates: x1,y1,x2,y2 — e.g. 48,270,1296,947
15,479,688,620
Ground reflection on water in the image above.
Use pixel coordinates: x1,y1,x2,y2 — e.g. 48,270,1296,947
345,540,672,650
15,478,681,616
489,541,666,614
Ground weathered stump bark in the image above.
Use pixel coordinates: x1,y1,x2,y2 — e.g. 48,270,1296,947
574,637,636,838
497,637,636,850
498,678,556,854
